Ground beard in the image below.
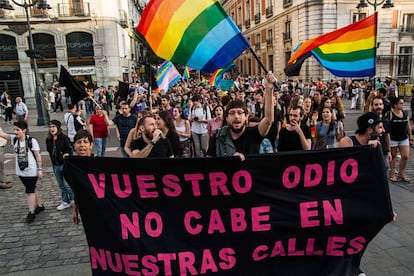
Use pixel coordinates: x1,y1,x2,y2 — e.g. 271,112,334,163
144,129,153,140
229,122,245,134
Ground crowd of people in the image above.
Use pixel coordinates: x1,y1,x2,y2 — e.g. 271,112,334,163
0,72,412,229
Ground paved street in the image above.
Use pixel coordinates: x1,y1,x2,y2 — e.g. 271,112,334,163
0,99,413,275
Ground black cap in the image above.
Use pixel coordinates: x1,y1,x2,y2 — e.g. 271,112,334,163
14,121,28,130
355,112,382,134
48,119,61,128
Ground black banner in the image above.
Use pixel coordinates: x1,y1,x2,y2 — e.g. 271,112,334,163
64,146,393,275
58,65,89,105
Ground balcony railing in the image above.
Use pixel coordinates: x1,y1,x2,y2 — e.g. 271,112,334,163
266,6,273,17
245,19,250,29
237,24,242,30
283,32,291,41
399,25,414,33
266,39,273,46
58,2,90,17
255,42,261,50
254,13,260,24
119,9,128,28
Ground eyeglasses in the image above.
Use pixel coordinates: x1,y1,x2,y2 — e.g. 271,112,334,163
227,110,245,116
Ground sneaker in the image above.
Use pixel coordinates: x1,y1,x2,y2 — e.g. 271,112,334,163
25,212,35,224
358,269,366,276
56,201,71,211
34,205,45,215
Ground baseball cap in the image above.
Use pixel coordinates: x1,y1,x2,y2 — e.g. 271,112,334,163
355,112,382,134
48,119,62,129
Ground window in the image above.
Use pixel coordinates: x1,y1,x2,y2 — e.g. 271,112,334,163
246,0,250,21
248,58,252,76
284,21,291,41
402,14,414,33
238,7,242,24
285,51,291,68
352,12,366,23
267,29,273,45
268,55,274,72
283,0,292,6
398,46,412,77
255,34,261,50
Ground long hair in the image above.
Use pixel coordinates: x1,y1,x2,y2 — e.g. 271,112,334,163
46,126,64,140
158,110,177,134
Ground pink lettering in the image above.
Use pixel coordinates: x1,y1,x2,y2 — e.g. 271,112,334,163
288,238,305,256
90,247,107,270
157,253,176,276
178,251,197,276
323,199,343,226
232,170,252,194
121,254,139,275
210,172,230,196
162,174,181,197
141,255,159,275
230,208,247,232
340,158,358,184
252,245,269,261
106,250,122,272
184,174,204,196
327,161,335,185
184,211,202,235
326,236,346,256
304,164,322,187
300,201,320,228
305,238,323,255
218,248,236,269
144,212,163,238
136,175,158,198
88,173,106,199
120,213,140,239
111,174,132,198
347,236,366,255
282,166,301,188
270,241,286,257
200,249,219,274
251,206,271,231
208,209,226,234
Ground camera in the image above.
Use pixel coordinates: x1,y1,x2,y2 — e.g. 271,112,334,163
18,158,29,171
193,116,199,121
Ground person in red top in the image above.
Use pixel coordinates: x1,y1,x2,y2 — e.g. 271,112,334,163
89,105,109,156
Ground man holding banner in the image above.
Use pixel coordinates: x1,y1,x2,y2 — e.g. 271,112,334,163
207,72,275,160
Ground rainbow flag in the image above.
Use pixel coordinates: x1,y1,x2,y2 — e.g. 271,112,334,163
137,0,250,73
288,13,377,77
183,66,190,80
155,61,181,94
209,63,235,87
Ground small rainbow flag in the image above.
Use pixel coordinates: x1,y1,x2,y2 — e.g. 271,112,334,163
183,66,190,81
288,13,377,77
209,63,235,87
155,61,181,94
137,0,250,73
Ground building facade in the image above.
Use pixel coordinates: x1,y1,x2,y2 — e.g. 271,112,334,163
222,0,414,83
0,0,145,103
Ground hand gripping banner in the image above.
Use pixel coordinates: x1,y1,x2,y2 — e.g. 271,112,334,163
64,146,393,276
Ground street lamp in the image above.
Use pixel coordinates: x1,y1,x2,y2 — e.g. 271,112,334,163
0,0,50,126
356,0,394,12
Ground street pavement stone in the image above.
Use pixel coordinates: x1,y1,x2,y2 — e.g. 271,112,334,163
0,101,413,275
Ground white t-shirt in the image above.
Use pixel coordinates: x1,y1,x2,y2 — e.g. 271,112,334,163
11,135,40,177
64,112,76,142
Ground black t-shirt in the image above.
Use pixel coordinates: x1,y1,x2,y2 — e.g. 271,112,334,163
130,137,173,158
166,130,180,157
278,124,311,152
207,125,263,157
112,114,137,146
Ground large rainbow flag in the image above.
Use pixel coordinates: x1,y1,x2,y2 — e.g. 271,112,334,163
137,0,250,73
183,66,190,81
287,13,377,77
209,63,235,87
155,61,181,94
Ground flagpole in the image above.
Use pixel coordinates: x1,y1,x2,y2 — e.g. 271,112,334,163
249,47,279,89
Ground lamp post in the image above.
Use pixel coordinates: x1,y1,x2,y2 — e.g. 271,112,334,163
356,0,394,12
0,0,50,126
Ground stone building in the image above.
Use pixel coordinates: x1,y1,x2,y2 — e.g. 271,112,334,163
221,0,414,83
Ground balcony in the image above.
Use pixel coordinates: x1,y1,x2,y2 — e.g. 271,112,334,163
119,9,128,28
283,32,291,42
266,39,273,47
266,6,273,17
245,19,250,29
58,2,90,18
237,24,242,30
255,42,261,50
399,25,414,33
254,13,260,24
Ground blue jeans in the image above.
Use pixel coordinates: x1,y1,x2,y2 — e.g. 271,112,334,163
53,164,74,203
94,137,107,157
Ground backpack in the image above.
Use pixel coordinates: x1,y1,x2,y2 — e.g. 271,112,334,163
71,113,85,131
13,135,34,153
